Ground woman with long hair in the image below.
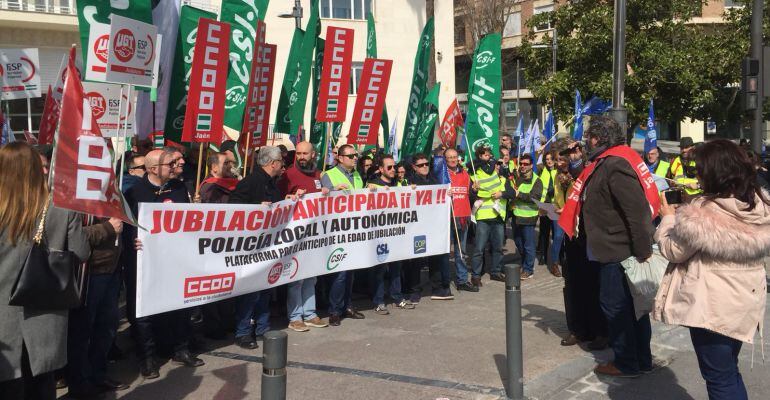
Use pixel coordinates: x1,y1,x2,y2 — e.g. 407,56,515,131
655,139,769,400
0,142,90,400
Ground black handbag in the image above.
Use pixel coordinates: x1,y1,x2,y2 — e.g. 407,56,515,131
8,203,87,309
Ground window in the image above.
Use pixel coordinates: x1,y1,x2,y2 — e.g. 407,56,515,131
534,4,554,31
320,0,372,20
503,101,519,133
503,12,521,37
724,0,741,7
349,62,364,95
455,16,466,47
4,97,45,134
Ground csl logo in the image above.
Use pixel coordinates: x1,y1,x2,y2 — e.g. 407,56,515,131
86,92,106,120
413,235,427,254
326,248,348,271
94,34,110,63
475,50,496,70
184,273,235,298
376,243,390,262
113,29,136,63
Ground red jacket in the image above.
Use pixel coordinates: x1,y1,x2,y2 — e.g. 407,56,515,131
449,166,471,218
277,166,322,197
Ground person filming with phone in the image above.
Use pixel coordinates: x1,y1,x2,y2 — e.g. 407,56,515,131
654,139,769,400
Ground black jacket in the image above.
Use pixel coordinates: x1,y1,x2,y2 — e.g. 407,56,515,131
123,175,190,240
512,172,543,226
580,151,654,263
229,167,281,204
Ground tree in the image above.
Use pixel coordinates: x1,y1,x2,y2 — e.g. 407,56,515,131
520,0,754,130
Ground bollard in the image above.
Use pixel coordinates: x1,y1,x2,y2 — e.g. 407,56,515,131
261,330,288,400
505,264,524,400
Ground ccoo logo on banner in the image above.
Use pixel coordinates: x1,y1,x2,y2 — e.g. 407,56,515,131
241,20,277,148
315,27,355,122
347,58,392,145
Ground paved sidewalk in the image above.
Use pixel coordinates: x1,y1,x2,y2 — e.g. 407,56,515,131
56,244,769,400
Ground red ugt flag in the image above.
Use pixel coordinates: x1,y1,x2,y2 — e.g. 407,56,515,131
439,98,463,149
52,47,135,224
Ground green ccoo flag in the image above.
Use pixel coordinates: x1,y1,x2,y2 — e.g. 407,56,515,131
365,12,389,153
465,33,502,158
274,1,320,140
400,18,434,158
76,0,152,69
220,0,270,139
415,83,440,156
163,5,217,143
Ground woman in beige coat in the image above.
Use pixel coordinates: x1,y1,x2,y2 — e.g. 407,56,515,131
654,139,768,400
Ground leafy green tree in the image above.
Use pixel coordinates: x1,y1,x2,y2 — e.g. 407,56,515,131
521,0,761,129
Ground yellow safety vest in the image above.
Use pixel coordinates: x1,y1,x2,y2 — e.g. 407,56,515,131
669,156,701,195
514,174,540,218
538,168,557,203
473,169,507,221
652,160,670,178
322,166,364,190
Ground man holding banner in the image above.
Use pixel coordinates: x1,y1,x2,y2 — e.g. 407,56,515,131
320,144,366,326
124,149,204,378
228,147,285,349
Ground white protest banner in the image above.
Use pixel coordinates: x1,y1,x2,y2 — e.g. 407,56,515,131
150,34,162,89
106,15,157,87
136,185,452,317
0,48,41,100
83,82,136,136
85,22,111,82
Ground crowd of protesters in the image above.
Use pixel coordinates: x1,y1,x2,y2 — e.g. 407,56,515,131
0,115,767,400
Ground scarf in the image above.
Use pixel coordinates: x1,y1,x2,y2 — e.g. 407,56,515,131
201,176,239,192
558,145,660,238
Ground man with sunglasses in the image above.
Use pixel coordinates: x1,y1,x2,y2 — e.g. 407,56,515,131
511,154,543,281
121,154,146,193
366,154,416,314
320,144,366,326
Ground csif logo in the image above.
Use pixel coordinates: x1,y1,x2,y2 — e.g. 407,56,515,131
474,50,496,70
326,247,348,271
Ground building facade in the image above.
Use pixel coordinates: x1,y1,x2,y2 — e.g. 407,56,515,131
0,0,456,149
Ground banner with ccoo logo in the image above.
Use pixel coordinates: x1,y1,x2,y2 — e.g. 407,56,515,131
136,185,451,317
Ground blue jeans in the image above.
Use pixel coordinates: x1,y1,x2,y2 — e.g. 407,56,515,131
371,262,403,305
328,271,354,316
234,291,271,338
287,278,317,322
452,219,471,284
690,327,747,400
548,220,565,267
514,223,536,274
598,262,652,374
471,219,504,276
67,271,121,390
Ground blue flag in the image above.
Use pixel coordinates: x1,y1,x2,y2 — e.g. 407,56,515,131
573,90,584,140
389,112,400,162
530,121,540,174
432,155,451,184
0,113,15,147
645,99,657,154
544,109,555,152
582,96,612,115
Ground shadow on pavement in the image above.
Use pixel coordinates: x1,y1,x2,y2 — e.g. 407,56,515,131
493,353,508,390
118,365,202,400
603,367,694,400
211,363,249,400
521,303,570,337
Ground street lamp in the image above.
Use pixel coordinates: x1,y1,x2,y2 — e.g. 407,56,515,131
278,0,303,29
609,0,628,131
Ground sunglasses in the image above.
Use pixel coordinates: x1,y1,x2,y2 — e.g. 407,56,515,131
340,153,358,159
384,165,395,171
414,162,429,168
129,165,146,171
520,163,532,167
496,161,504,166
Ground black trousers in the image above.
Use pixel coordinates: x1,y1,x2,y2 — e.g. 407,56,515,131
0,344,56,400
562,238,607,340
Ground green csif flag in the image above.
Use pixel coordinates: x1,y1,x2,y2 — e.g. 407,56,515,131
415,83,440,156
364,12,389,153
274,1,320,139
220,0,270,139
76,0,152,69
163,5,217,143
400,18,434,158
465,33,502,158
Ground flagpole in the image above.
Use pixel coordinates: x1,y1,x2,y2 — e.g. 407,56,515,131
463,133,477,176
242,131,252,177
322,122,331,170
194,142,205,200
113,84,125,171
117,84,132,190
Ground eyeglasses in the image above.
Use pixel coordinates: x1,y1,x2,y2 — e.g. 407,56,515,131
384,165,395,171
520,163,532,167
340,153,358,159
129,165,146,171
414,162,429,168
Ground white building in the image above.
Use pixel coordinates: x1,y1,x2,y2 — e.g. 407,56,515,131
0,0,456,149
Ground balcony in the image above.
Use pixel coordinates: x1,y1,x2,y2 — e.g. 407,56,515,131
0,0,75,15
